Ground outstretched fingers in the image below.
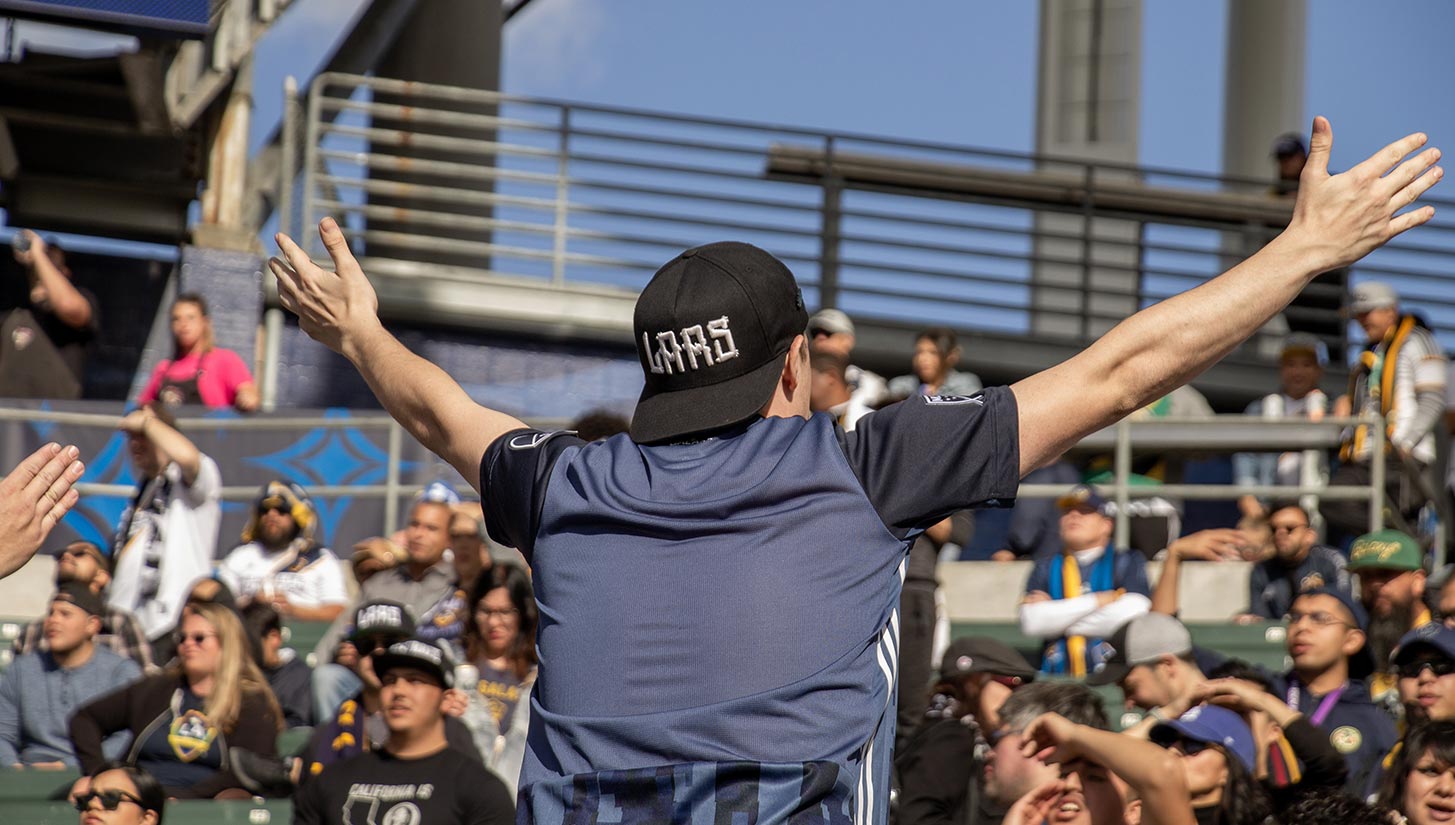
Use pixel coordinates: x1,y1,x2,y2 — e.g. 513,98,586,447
1353,131,1429,181
1389,204,1438,238
21,445,80,510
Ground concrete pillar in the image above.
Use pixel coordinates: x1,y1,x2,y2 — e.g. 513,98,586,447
365,0,503,272
1221,0,1306,184
1031,0,1143,340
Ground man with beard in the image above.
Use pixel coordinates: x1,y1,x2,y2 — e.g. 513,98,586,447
1347,529,1430,703
1277,587,1397,795
218,481,348,622
12,540,153,672
1244,502,1351,622
1391,623,1455,725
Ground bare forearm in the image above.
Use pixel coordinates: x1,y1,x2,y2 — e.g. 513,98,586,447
342,325,523,484
1084,237,1315,418
1014,233,1321,473
1150,549,1181,615
145,419,201,480
1074,727,1194,825
29,254,91,328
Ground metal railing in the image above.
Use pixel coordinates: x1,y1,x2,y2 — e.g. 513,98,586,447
6,401,1438,566
282,72,1455,358
0,407,409,538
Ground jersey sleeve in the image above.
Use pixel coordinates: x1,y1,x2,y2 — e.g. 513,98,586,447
480,429,585,561
841,386,1020,539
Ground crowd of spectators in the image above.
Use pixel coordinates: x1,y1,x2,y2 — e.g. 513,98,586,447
1,283,1454,825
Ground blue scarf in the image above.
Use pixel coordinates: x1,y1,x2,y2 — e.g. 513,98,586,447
1042,544,1117,675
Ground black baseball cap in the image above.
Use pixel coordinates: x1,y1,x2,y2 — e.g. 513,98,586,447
370,638,455,688
630,242,809,444
939,637,1036,682
347,600,415,645
52,581,105,618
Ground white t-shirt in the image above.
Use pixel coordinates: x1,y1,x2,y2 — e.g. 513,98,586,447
109,456,222,640
216,541,349,609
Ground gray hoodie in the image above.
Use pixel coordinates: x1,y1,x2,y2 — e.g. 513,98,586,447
0,645,140,766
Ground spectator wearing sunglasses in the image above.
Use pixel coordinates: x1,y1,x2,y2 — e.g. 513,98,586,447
1392,623,1455,725
69,601,283,799
70,762,165,825
217,481,347,623
1274,587,1398,796
11,541,154,673
0,583,141,767
1148,704,1273,825
894,637,1035,825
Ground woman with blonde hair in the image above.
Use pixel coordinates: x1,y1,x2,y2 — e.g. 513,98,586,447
137,293,258,411
70,601,283,798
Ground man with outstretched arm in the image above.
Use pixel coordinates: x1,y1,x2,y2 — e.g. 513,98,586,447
271,118,1441,825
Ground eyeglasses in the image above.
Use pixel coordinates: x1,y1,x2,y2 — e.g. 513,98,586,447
1284,610,1355,629
986,728,1019,749
61,548,95,559
72,789,143,812
259,502,291,516
1397,659,1455,679
174,631,218,647
1271,524,1307,534
476,607,519,620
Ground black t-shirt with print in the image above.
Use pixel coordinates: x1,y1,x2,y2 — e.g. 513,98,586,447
293,745,513,825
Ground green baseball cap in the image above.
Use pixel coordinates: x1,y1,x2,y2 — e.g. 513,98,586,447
1347,529,1424,573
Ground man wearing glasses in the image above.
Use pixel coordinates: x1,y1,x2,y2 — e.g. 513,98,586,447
1244,502,1350,622
1391,623,1455,725
1276,587,1397,795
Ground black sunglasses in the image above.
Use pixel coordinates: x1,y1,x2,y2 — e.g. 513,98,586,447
259,502,291,515
1152,734,1211,756
1398,659,1455,679
73,789,143,812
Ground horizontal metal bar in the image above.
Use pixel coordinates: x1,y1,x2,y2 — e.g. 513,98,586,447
0,408,394,429
317,149,560,188
1017,483,1373,501
319,123,558,162
567,175,822,214
350,229,657,271
317,175,559,212
319,97,551,135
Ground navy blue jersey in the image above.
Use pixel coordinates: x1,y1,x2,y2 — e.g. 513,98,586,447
1248,546,1351,620
1271,675,1398,797
481,389,1020,824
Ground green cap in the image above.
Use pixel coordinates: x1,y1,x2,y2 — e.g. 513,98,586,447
1347,529,1424,572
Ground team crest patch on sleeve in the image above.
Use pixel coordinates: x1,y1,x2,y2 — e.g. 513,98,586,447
508,432,554,450
921,395,983,406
